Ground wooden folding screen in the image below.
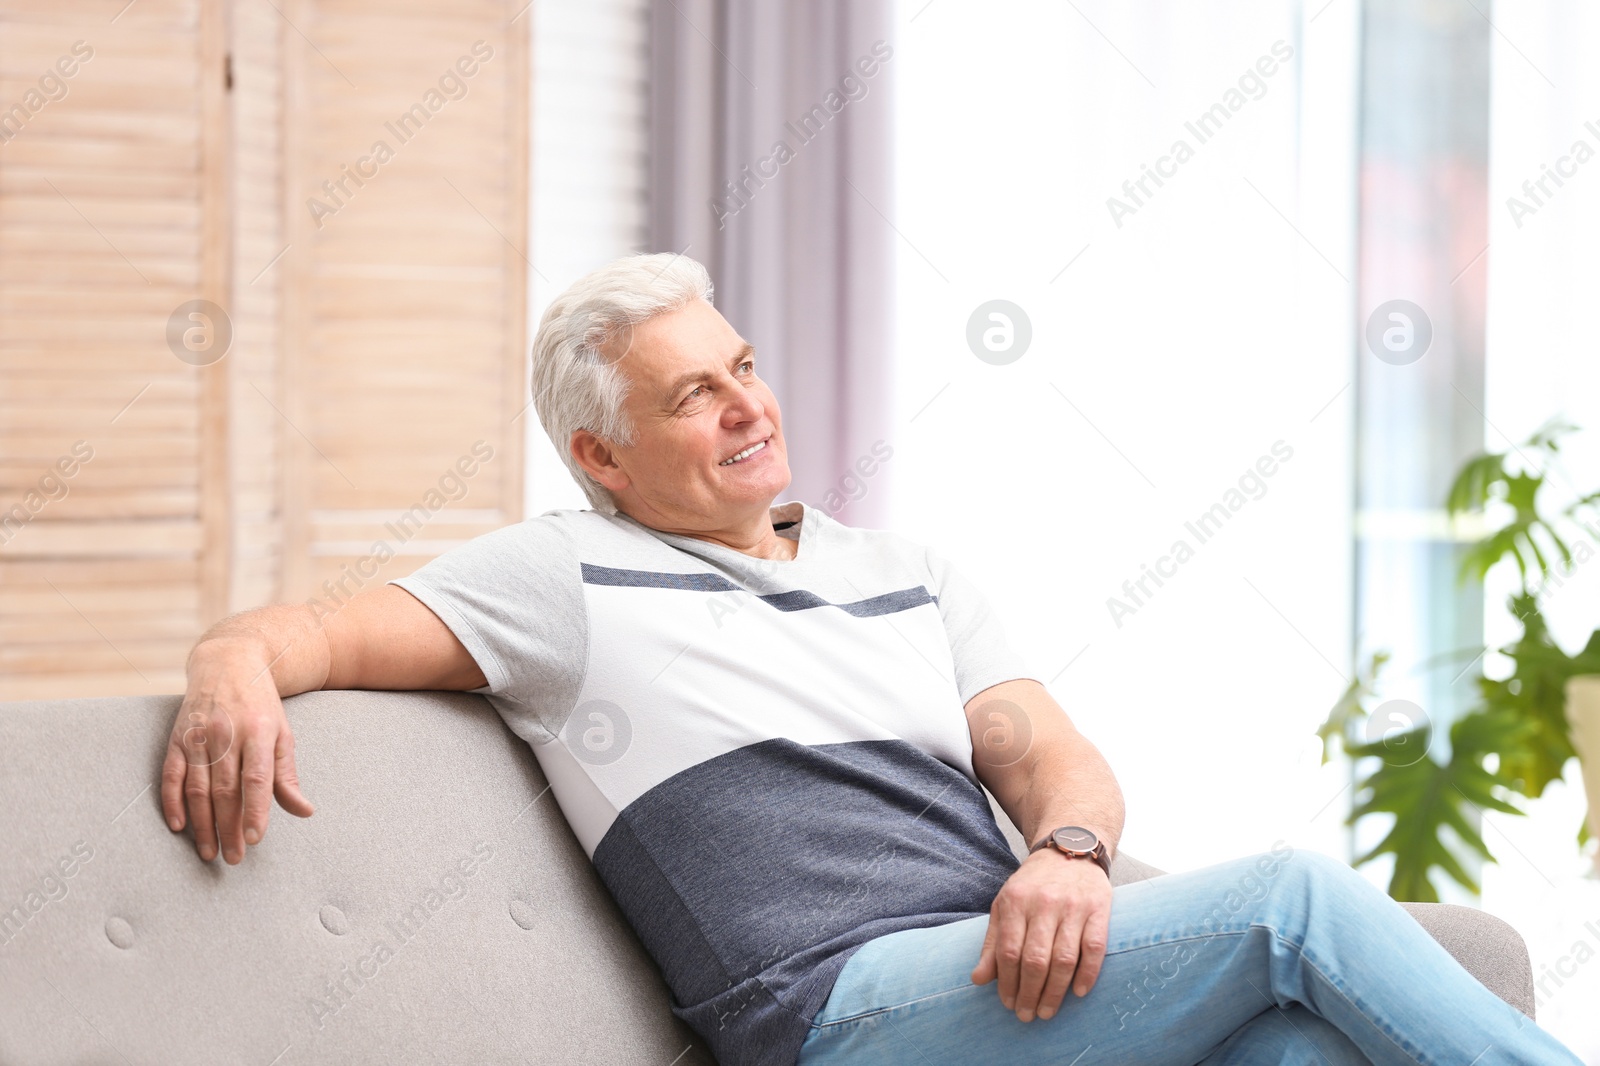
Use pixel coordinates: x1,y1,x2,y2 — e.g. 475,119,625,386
0,0,528,699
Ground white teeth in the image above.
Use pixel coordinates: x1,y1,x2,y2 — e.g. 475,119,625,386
719,440,767,466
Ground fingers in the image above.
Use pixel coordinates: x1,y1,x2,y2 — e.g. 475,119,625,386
166,689,309,864
991,903,1030,1017
1036,919,1082,1021
182,733,217,862
976,864,1117,1024
970,914,999,986
1034,889,1111,1020
1011,909,1063,1022
1071,904,1111,998
208,712,245,865
161,741,188,831
239,733,275,849
272,728,315,819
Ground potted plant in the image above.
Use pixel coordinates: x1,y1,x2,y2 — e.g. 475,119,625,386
1316,419,1600,901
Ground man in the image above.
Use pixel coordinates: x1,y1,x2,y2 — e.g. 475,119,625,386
162,253,1582,1066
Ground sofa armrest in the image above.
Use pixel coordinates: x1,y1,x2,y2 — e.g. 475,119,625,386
1108,849,1169,887
1397,902,1536,1020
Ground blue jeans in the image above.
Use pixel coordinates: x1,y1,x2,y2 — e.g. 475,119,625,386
796,849,1583,1065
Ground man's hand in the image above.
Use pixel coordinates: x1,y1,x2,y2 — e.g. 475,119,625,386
157,588,486,863
970,848,1113,1023
160,640,315,864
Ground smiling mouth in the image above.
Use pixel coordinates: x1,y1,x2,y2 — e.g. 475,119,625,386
719,438,769,466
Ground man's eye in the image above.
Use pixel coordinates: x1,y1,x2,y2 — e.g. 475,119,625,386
680,363,751,408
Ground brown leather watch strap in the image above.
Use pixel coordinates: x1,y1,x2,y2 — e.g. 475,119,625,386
1030,830,1113,880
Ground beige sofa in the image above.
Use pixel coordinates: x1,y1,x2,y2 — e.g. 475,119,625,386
0,690,1535,1064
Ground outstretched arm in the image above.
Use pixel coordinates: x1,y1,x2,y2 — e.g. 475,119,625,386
160,585,486,865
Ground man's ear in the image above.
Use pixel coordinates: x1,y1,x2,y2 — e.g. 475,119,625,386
570,429,629,494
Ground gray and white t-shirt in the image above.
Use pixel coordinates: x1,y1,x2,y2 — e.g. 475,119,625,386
389,500,1038,1066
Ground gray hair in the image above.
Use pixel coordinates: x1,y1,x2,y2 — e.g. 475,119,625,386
530,252,716,514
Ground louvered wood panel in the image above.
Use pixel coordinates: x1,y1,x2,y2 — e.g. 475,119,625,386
280,0,527,602
226,0,284,613
0,0,217,699
1,0,527,698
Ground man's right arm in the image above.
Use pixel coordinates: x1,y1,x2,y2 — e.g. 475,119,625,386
160,584,485,865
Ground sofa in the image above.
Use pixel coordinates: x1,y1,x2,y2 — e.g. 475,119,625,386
0,689,1536,1064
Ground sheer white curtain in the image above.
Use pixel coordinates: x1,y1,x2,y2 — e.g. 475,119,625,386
1480,4,1600,1054
890,0,1360,873
524,0,652,515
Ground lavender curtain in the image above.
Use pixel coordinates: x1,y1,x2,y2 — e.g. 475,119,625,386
649,0,897,529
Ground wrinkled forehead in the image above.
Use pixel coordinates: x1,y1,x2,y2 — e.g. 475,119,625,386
621,304,749,399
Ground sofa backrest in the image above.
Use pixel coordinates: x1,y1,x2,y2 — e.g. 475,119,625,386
0,690,716,1064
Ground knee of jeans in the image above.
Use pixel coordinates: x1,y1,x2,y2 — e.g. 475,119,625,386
1270,848,1367,900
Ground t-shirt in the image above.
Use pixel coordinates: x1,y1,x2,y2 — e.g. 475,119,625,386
388,500,1039,1066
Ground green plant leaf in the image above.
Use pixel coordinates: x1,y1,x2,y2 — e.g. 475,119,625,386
1446,451,1509,517
1474,594,1600,798
1346,711,1526,901
1315,650,1389,764
1447,422,1584,594
1331,418,1600,901
1526,416,1580,452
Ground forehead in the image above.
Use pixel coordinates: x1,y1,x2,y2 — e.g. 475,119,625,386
635,299,730,355
619,301,747,388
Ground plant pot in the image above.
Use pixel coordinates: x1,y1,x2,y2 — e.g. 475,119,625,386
1566,675,1600,879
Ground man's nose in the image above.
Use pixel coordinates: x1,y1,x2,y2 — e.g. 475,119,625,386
723,381,765,423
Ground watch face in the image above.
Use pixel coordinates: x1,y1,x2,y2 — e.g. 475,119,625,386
1052,826,1098,853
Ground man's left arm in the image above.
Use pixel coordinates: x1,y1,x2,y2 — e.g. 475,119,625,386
965,677,1126,1024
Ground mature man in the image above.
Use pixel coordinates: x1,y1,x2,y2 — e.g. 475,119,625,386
162,254,1581,1066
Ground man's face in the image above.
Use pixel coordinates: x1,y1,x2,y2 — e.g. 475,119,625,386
573,298,791,526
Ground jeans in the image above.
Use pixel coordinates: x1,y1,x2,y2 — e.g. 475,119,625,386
795,849,1583,1066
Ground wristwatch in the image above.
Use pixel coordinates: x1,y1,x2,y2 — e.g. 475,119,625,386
1029,825,1112,880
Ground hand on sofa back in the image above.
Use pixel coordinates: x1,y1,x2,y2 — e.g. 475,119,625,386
161,586,488,864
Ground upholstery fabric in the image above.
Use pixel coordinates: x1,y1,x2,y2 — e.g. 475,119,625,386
0,690,1534,1064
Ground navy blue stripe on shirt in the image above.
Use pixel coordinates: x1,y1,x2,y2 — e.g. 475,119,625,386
580,563,936,617
581,563,740,593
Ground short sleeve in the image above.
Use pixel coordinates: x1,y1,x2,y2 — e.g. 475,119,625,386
387,514,588,743
923,545,1039,706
